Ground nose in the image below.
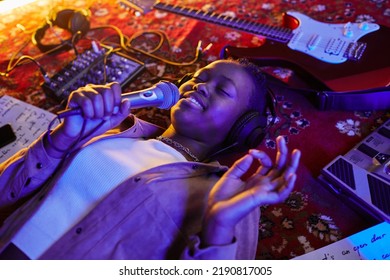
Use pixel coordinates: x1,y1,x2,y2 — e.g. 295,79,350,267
193,82,209,97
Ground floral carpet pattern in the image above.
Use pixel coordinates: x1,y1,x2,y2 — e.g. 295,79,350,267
0,0,389,259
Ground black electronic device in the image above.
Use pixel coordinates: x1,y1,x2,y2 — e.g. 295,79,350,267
0,124,17,149
42,46,145,101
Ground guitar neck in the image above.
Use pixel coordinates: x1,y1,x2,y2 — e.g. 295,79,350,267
154,2,293,43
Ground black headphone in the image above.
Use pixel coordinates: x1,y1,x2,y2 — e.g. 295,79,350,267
32,9,90,53
175,73,277,153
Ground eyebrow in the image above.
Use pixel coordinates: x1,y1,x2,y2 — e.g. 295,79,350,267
194,68,209,77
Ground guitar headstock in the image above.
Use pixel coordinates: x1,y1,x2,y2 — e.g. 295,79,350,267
117,0,157,15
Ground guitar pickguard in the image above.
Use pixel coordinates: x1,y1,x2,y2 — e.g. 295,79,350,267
286,11,380,64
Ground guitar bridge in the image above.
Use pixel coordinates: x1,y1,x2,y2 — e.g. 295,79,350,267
344,42,367,61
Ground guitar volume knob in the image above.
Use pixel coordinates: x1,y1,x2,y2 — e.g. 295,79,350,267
343,22,353,38
359,22,369,31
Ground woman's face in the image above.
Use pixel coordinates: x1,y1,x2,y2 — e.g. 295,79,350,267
171,60,255,145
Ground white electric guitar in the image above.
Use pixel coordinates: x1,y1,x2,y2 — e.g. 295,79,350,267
119,0,390,91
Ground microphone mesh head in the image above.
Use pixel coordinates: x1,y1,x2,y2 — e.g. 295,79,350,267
157,81,180,109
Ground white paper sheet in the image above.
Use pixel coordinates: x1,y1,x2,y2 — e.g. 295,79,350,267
0,95,56,163
293,222,390,260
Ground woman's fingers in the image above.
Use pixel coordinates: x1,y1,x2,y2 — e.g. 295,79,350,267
248,149,273,176
275,135,288,169
248,136,289,180
83,88,105,118
263,136,290,179
220,170,297,220
101,82,122,117
223,153,254,179
67,87,95,118
209,154,253,202
283,149,301,180
67,82,122,119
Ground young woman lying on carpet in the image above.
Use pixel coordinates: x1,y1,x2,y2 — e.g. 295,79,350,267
0,58,300,260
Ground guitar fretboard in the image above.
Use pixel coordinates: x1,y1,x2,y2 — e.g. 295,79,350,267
155,3,294,43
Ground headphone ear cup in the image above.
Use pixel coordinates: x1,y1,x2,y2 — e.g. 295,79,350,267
69,10,90,35
53,9,75,29
226,111,268,150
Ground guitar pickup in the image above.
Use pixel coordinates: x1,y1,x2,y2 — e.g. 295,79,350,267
344,42,367,61
307,34,321,50
325,38,345,55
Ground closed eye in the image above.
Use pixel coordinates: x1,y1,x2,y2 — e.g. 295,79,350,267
216,84,232,97
217,87,229,96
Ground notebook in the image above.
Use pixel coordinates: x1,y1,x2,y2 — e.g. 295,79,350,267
0,95,57,163
319,119,390,222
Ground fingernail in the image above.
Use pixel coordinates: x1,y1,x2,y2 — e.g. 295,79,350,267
113,106,119,114
249,150,265,156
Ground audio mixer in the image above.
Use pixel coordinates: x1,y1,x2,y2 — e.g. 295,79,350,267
42,46,144,101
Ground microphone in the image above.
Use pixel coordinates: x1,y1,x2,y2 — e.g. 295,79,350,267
57,81,180,118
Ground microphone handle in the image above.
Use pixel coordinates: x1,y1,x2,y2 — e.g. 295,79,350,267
121,89,163,108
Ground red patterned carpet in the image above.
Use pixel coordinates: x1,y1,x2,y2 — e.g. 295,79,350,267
0,0,389,259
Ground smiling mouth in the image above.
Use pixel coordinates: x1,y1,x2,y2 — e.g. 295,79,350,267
187,96,204,110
